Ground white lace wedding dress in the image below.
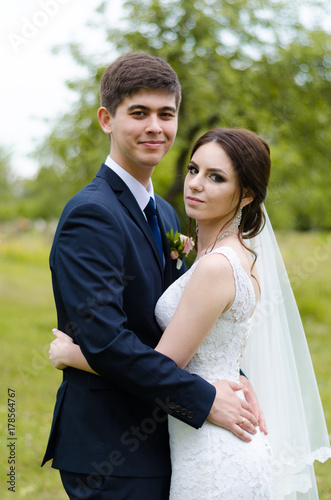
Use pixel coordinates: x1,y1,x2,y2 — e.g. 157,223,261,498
155,247,274,499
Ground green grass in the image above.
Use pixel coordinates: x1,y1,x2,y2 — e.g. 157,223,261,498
0,226,64,499
275,231,331,499
0,224,330,498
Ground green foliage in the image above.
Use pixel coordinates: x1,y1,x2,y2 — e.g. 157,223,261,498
166,229,185,256
1,227,331,498
11,0,331,230
0,147,17,220
0,147,11,196
22,64,109,218
260,29,331,230
94,0,331,229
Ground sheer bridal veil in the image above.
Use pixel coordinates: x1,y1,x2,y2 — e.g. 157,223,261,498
242,210,331,499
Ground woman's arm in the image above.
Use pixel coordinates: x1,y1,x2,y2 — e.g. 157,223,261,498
49,255,261,439
50,254,234,373
49,329,98,375
155,253,235,368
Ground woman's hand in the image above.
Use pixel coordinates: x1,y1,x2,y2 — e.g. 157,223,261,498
49,328,98,375
49,329,73,370
240,375,268,435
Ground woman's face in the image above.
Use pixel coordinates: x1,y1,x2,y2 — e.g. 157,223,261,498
184,141,241,226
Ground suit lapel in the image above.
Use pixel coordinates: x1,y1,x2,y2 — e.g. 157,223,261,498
157,208,174,286
96,164,164,275
156,200,187,289
118,189,165,274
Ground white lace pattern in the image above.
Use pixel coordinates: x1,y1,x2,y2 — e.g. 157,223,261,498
155,247,274,499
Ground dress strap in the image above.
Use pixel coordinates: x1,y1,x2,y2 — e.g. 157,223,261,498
199,247,256,321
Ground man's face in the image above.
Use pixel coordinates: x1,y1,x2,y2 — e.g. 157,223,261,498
105,89,178,184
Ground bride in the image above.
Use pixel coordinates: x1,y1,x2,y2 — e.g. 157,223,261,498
49,128,331,498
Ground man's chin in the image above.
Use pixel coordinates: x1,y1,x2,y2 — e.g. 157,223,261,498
138,154,167,169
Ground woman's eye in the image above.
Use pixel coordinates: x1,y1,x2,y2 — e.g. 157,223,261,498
187,165,198,174
210,174,225,183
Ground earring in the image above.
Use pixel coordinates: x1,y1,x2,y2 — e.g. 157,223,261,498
217,207,242,242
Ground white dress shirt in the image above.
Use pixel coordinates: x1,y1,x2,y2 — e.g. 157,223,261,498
104,156,164,263
104,156,155,213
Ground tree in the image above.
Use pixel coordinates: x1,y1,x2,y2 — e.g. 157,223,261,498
251,28,331,229
30,0,331,229
0,147,16,220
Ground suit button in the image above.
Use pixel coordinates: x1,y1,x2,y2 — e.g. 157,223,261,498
187,411,194,419
181,408,187,416
169,402,176,410
175,405,181,413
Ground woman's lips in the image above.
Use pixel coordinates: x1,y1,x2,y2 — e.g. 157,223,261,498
186,196,204,205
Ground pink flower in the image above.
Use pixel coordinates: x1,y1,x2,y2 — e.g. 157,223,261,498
180,234,195,255
166,230,194,270
170,250,179,260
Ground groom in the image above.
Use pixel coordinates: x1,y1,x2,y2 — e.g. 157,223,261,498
42,52,259,499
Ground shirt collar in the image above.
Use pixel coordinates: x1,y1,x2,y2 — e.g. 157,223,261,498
104,156,155,212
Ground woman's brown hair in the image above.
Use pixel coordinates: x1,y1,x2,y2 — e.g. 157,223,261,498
188,128,271,261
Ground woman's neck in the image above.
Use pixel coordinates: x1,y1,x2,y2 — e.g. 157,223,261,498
195,222,239,259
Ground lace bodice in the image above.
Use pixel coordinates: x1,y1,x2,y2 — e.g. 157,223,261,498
155,247,274,499
155,246,256,383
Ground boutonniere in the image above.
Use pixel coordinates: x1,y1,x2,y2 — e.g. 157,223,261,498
166,229,195,269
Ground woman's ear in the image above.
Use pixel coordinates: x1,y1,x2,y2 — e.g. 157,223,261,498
97,107,112,135
241,189,255,208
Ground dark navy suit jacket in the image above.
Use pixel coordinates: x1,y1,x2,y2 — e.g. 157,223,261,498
42,164,216,476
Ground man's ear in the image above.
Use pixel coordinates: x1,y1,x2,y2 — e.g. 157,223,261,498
97,107,112,134
241,189,255,208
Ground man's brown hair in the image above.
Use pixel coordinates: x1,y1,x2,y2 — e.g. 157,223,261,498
100,52,182,115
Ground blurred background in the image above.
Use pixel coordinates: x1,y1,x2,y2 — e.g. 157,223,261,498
1,0,330,497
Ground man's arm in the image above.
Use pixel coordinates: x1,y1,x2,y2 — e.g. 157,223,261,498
53,202,256,438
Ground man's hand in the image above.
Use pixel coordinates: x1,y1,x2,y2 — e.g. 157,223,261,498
240,375,268,435
208,380,258,442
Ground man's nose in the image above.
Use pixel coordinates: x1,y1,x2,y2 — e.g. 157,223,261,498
145,115,163,134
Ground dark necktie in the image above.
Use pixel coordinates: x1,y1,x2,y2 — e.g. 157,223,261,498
144,197,163,261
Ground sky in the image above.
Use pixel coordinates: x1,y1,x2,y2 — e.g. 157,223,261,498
1,0,124,179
